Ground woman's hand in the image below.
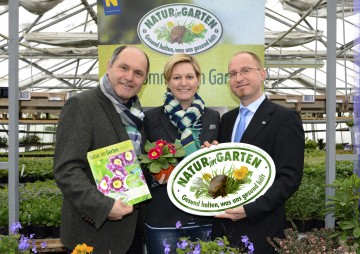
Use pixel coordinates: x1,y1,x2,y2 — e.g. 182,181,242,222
155,174,167,184
202,140,219,148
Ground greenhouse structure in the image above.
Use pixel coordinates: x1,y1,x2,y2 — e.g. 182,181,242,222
0,0,359,253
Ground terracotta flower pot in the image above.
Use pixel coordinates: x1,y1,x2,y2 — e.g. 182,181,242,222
152,165,175,181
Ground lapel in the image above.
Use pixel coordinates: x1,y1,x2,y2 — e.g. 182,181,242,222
199,109,211,143
241,98,274,143
159,109,179,141
95,86,130,141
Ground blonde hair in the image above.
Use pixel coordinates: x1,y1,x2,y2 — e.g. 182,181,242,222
163,54,201,84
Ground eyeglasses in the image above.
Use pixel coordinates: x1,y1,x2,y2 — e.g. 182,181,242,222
225,67,260,79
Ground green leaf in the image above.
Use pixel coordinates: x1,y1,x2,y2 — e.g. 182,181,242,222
339,220,355,230
138,154,148,160
149,161,161,173
144,140,155,152
162,153,174,158
174,150,186,157
160,162,170,169
139,157,152,164
353,227,360,238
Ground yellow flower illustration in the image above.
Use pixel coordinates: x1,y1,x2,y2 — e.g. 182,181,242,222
124,151,133,161
202,173,212,181
114,158,123,166
167,21,174,29
233,166,249,180
191,23,205,34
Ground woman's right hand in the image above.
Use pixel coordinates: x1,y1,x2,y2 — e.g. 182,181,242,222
155,174,167,184
202,140,219,148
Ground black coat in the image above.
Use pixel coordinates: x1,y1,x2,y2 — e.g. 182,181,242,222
143,106,220,227
213,98,305,254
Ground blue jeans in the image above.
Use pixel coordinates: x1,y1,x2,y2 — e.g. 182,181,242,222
145,222,212,254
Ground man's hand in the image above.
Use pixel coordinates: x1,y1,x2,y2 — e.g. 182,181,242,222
108,199,133,221
215,206,247,221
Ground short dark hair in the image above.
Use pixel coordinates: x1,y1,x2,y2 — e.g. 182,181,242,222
108,45,150,75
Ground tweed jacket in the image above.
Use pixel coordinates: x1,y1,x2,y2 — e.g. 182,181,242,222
213,97,305,254
54,86,141,254
142,106,220,227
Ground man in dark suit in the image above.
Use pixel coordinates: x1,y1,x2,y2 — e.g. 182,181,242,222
211,51,305,254
53,46,149,254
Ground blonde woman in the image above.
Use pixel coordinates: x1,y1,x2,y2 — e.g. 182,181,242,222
143,54,220,253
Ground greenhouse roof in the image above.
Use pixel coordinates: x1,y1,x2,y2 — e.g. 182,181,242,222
0,0,358,98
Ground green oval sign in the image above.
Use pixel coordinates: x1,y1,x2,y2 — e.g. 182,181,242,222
167,143,276,216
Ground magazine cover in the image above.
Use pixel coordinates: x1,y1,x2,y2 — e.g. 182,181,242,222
87,140,151,205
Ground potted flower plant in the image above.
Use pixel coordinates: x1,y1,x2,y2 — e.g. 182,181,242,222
325,173,360,249
0,222,47,254
138,140,186,181
169,235,254,254
165,221,254,254
267,228,358,253
71,243,93,254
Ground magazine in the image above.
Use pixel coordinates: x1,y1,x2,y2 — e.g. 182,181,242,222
87,140,151,205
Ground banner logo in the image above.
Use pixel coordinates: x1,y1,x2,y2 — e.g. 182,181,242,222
137,3,223,55
167,143,276,216
102,0,121,16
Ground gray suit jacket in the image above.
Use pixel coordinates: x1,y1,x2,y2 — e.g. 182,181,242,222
54,86,140,254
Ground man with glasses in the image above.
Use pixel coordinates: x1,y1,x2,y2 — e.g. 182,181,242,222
211,51,305,253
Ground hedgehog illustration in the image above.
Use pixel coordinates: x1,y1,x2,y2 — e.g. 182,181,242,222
170,25,187,44
208,175,228,198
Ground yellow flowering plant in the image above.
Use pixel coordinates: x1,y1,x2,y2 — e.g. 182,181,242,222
155,20,207,44
71,243,93,254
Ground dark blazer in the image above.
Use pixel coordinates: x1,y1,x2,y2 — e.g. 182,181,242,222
213,97,305,254
54,86,140,254
143,106,220,227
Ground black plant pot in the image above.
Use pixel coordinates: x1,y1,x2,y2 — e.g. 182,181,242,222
19,176,34,183
19,225,31,236
0,176,7,184
312,219,325,229
0,226,8,235
30,225,51,239
287,219,315,233
49,226,60,238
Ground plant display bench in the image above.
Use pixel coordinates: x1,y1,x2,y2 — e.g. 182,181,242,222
33,238,66,253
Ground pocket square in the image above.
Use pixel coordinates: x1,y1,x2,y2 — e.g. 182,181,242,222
209,124,217,130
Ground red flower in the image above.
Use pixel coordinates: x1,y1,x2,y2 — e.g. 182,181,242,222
156,140,167,147
139,139,186,174
167,143,176,154
148,147,162,160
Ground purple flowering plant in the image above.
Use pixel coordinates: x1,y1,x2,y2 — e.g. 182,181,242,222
0,222,47,253
165,221,254,254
